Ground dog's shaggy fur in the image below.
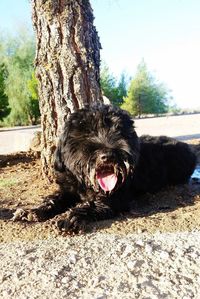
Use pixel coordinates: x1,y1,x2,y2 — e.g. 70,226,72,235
13,104,196,233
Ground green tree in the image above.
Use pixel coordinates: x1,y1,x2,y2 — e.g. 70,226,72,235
100,64,128,106
121,60,170,117
116,72,128,106
1,29,39,125
27,72,40,125
100,65,117,103
0,63,11,121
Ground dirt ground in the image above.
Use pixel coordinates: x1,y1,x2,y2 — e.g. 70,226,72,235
0,140,200,243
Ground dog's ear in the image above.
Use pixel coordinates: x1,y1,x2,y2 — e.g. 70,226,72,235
54,141,65,172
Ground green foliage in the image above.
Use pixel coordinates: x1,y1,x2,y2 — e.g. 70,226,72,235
121,60,170,117
100,64,128,106
167,103,181,114
0,63,11,121
117,72,128,106
28,72,39,100
27,72,40,125
0,178,18,188
0,29,40,126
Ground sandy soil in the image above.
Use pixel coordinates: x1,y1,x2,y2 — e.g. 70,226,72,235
0,140,200,243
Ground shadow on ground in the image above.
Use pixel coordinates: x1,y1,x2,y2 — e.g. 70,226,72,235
0,208,14,220
0,152,35,168
90,178,200,233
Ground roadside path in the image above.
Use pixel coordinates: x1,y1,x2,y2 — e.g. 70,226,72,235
134,113,200,141
0,125,41,155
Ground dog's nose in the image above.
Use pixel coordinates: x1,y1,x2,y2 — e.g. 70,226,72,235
99,154,107,161
99,152,113,162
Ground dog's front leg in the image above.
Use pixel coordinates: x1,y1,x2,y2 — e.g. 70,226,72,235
12,192,79,222
55,200,115,234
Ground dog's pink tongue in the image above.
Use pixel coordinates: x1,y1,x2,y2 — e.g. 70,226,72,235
97,173,117,192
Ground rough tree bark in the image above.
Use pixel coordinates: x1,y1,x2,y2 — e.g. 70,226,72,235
32,0,102,179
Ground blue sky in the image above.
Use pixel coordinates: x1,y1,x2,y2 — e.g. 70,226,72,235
0,0,200,109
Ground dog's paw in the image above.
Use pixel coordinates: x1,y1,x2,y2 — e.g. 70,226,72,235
55,212,86,235
12,208,38,222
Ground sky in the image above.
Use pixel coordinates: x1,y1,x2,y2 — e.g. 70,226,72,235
0,0,200,109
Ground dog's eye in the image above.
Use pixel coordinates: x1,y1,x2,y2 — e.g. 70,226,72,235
71,119,85,128
115,124,121,130
113,122,122,131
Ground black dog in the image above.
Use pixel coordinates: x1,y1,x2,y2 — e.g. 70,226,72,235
13,104,196,233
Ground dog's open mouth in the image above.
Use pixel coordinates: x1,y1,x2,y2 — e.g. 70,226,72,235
96,166,118,192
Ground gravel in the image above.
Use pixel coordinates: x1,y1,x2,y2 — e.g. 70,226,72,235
1,231,200,298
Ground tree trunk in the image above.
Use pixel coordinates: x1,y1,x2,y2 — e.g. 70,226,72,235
32,0,102,180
